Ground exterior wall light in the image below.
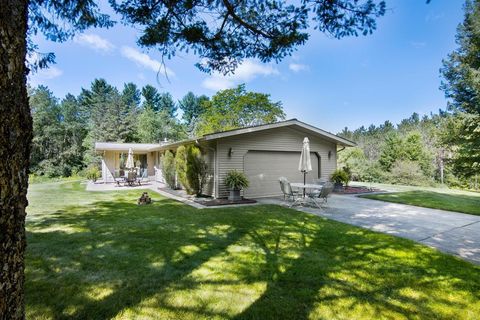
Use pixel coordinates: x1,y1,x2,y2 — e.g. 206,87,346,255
228,147,234,157
328,150,332,160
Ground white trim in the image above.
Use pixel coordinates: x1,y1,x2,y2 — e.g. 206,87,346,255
202,119,356,146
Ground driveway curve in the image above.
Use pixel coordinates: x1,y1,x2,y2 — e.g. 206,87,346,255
259,194,480,264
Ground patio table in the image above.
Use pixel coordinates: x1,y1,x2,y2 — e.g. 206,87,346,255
289,183,323,207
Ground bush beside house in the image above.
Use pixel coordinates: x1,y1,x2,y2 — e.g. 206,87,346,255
162,151,176,188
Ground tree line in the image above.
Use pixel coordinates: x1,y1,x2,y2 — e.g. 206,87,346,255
338,110,478,189
29,81,285,177
338,0,480,190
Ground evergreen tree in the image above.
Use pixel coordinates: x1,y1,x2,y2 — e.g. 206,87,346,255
441,0,480,178
158,92,177,117
179,92,209,134
122,82,141,110
30,86,62,174
141,85,160,111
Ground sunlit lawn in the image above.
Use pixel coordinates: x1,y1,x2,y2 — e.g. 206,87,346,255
361,190,480,216
26,181,480,319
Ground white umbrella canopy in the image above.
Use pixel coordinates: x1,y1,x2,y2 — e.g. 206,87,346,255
298,137,312,194
125,148,135,170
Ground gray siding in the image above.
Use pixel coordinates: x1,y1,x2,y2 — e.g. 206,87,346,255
216,126,337,198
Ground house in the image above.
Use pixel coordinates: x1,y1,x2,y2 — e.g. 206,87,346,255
95,119,355,198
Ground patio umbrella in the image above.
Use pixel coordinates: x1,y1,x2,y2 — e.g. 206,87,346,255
298,137,312,196
125,148,135,171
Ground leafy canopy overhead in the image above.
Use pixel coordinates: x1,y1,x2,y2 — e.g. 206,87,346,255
29,0,387,74
111,0,386,74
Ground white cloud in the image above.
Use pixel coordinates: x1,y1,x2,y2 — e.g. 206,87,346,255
28,66,63,86
121,46,175,78
74,33,115,52
202,59,279,91
289,63,309,72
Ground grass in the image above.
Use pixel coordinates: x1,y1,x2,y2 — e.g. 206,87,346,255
26,181,480,319
361,191,480,216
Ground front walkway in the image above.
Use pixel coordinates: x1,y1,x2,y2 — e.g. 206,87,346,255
258,194,480,265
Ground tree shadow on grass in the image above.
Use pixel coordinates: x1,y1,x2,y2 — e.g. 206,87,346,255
233,212,480,320
26,197,251,319
26,198,480,319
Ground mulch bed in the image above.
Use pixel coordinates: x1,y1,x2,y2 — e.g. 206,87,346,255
194,198,257,207
334,186,382,194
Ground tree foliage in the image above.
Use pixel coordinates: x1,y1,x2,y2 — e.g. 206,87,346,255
179,92,209,135
440,0,480,178
195,84,285,135
186,145,209,196
174,145,190,192
161,150,176,188
5,0,389,317
30,86,87,177
339,112,454,187
111,0,385,74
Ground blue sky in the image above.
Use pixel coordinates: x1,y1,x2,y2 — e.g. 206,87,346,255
29,0,464,133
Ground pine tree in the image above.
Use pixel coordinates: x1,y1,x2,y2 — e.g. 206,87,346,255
441,0,480,178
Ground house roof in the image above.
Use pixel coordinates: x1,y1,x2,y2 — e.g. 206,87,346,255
95,142,161,152
95,119,356,152
199,119,356,147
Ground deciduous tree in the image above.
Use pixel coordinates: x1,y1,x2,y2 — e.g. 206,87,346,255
195,84,285,135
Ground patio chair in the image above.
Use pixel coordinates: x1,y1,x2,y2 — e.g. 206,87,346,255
111,169,125,186
313,178,328,186
278,177,299,202
307,182,334,208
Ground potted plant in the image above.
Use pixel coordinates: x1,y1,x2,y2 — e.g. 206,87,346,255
331,169,348,191
224,170,249,201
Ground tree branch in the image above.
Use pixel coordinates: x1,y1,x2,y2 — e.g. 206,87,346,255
221,0,273,39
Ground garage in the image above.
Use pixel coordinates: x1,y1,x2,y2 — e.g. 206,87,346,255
244,150,320,198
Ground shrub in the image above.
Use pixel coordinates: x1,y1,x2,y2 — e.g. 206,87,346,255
85,166,100,182
224,170,249,190
175,145,190,192
331,169,349,185
186,145,208,195
162,150,176,188
389,160,430,186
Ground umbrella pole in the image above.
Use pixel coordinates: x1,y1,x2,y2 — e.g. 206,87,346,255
303,171,306,197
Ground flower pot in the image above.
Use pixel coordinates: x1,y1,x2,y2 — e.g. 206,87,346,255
228,189,242,201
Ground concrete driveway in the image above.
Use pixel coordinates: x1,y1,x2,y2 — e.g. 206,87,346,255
258,194,480,265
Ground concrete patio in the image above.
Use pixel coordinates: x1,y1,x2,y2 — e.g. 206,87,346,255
258,194,480,265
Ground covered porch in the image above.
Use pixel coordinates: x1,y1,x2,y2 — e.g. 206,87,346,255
95,142,163,183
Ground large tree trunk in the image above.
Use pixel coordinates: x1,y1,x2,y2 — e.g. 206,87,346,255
0,0,31,319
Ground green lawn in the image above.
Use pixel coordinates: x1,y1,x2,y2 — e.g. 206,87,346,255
361,191,480,216
26,181,480,319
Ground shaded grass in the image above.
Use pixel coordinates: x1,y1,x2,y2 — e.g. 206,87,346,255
26,181,480,319
361,191,480,216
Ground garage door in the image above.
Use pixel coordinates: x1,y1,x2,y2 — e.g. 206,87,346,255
244,151,319,198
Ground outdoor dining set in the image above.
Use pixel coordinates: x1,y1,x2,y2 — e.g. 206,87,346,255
278,137,335,208
279,178,334,208
113,148,148,187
